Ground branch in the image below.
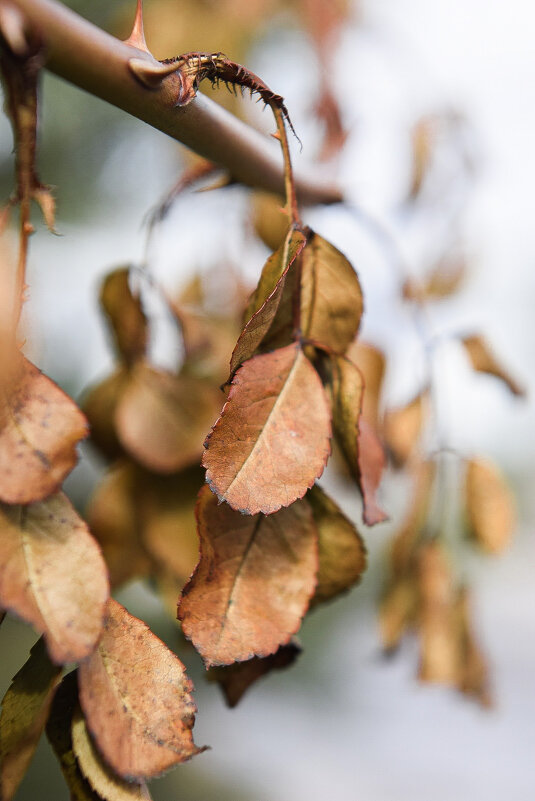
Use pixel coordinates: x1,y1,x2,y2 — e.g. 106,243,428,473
3,0,343,206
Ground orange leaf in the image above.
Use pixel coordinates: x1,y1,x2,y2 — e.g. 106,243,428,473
0,357,88,504
207,639,301,707
204,343,331,515
461,334,525,397
383,388,429,467
229,226,306,375
464,457,515,554
308,484,366,606
328,354,387,525
0,493,109,664
83,367,130,461
78,599,203,781
100,268,148,366
115,363,220,474
178,486,318,667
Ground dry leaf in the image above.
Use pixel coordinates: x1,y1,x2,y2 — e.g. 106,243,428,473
407,116,435,200
328,354,387,525
417,541,459,685
78,599,203,780
0,638,61,801
379,576,417,652
345,341,385,430
203,343,331,515
390,460,436,575
46,672,103,801
383,388,429,467
0,356,88,504
252,192,289,251
307,484,366,606
454,586,492,707
83,368,130,461
86,462,153,589
207,639,301,707
230,226,306,375
115,363,220,474
464,457,515,554
0,493,109,664
403,256,465,302
299,231,363,354
100,268,147,366
461,334,525,397
178,486,318,667
71,707,151,801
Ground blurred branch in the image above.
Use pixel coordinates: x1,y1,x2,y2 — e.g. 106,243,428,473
2,0,343,206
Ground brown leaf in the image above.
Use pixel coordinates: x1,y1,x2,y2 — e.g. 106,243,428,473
0,493,109,664
307,484,366,606
461,334,525,397
137,466,203,586
83,367,130,461
383,388,429,467
86,462,153,589
403,255,465,302
417,541,459,685
71,707,152,801
407,116,435,200
100,268,148,367
379,576,417,652
178,486,318,667
229,226,306,375
464,457,515,554
328,354,387,525
203,343,331,515
207,639,302,707
300,231,363,353
345,341,385,430
0,356,88,504
252,192,289,252
390,460,436,575
0,638,61,801
115,363,220,474
46,672,102,801
78,599,203,780
454,586,492,707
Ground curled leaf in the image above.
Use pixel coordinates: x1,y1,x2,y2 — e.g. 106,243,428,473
203,343,331,515
207,639,302,707
78,599,203,780
100,268,148,366
308,484,366,606
0,493,109,664
0,356,88,504
345,341,385,430
464,457,515,554
0,638,61,801
461,334,525,397
178,486,318,667
252,192,289,251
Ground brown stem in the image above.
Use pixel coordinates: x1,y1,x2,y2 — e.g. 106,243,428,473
271,105,300,226
4,0,342,206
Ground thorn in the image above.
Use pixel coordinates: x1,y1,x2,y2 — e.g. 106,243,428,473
128,57,181,89
124,0,149,52
271,132,281,141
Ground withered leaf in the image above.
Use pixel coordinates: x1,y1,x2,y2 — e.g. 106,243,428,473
115,363,220,474
383,388,429,467
417,541,459,685
345,341,385,430
461,334,525,397
203,343,331,515
464,457,515,554
229,226,306,375
252,192,289,252
307,484,366,606
407,116,435,200
328,354,387,526
379,576,417,652
78,599,203,780
86,462,153,589
0,356,88,504
0,638,61,801
0,493,109,664
71,707,152,801
100,268,147,366
207,639,302,707
390,460,436,575
178,486,318,667
46,672,106,801
83,367,130,461
454,586,492,707
300,231,363,354
402,256,465,302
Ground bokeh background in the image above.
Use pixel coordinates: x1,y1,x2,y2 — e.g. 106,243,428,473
1,0,534,799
